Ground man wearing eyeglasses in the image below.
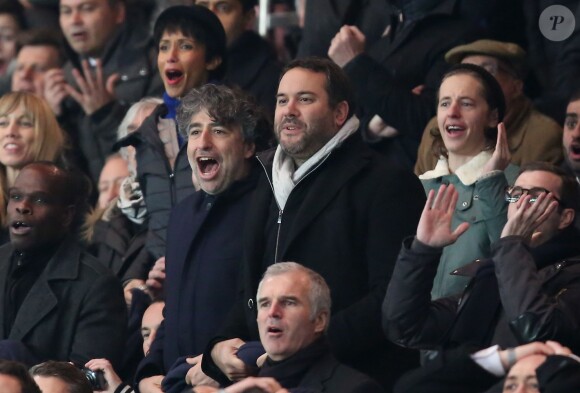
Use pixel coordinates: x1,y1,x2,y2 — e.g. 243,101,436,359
383,161,580,366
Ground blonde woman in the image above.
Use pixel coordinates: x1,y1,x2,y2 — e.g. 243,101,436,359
0,92,65,227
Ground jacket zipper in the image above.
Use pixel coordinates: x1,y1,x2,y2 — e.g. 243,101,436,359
256,152,333,264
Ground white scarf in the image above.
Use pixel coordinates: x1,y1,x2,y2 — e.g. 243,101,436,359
272,116,360,210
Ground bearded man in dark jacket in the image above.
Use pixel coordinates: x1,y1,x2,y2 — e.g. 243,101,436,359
200,57,426,391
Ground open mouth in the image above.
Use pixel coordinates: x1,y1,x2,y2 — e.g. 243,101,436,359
71,31,87,41
165,70,184,85
570,142,580,159
197,157,219,178
267,326,283,335
11,221,31,235
445,124,466,136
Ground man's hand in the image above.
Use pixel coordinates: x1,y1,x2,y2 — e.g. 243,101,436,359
498,342,552,370
65,59,119,116
545,340,573,356
328,25,365,68
146,257,166,300
85,358,122,393
482,122,511,174
211,338,250,382
416,184,470,248
43,68,69,116
224,377,288,393
500,192,558,246
138,375,164,393
185,355,219,387
123,279,148,306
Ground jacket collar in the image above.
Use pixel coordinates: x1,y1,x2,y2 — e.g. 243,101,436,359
419,150,493,185
255,132,372,256
0,237,82,339
271,116,360,209
453,227,580,278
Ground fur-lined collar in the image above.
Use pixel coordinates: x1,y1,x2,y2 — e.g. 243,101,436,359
419,150,493,185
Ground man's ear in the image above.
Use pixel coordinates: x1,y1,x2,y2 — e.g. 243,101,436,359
558,208,575,230
313,311,328,334
243,141,256,159
206,57,223,71
334,101,349,128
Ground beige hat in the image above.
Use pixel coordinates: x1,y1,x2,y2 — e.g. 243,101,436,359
445,39,527,78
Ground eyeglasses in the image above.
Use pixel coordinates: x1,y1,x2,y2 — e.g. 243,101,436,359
504,186,564,206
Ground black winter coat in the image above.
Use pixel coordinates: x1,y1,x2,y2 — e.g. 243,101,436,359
203,132,426,390
116,105,195,260
384,230,580,359
135,167,259,384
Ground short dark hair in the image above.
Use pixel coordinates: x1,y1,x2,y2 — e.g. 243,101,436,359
518,161,580,214
20,162,92,229
430,63,506,159
15,29,66,67
569,87,580,104
153,5,226,81
0,360,41,393
280,57,356,119
29,362,91,393
239,0,258,12
177,84,272,151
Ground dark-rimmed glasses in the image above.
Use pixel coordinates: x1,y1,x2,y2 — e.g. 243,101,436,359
504,186,564,206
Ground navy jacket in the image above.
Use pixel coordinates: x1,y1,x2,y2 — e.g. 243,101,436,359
135,165,259,383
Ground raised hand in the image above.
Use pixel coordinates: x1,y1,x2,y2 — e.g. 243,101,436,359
328,25,366,68
416,184,470,248
500,192,558,246
146,256,166,300
65,59,119,116
498,341,555,370
43,68,69,116
482,122,511,174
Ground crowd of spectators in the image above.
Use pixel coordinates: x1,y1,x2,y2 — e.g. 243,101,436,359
0,0,580,393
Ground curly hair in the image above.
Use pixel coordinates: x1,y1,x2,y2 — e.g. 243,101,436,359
177,84,272,151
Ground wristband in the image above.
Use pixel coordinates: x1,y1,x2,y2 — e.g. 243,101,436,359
507,348,517,369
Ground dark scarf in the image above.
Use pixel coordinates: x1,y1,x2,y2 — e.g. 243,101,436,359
258,337,329,389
